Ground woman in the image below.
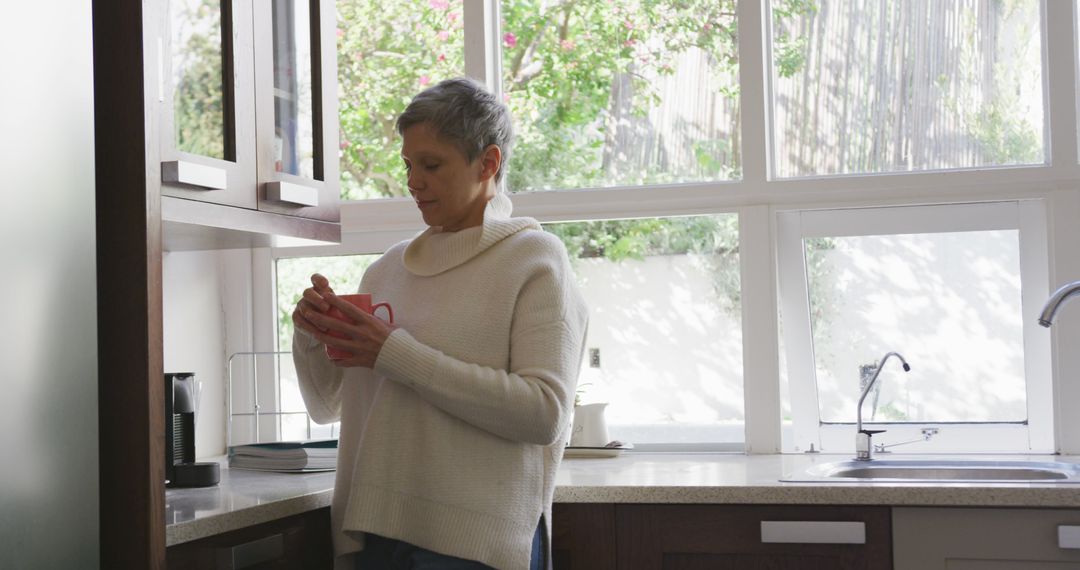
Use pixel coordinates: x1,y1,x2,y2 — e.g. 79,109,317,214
291,77,589,570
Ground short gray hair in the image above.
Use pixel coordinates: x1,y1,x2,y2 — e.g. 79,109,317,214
396,77,514,183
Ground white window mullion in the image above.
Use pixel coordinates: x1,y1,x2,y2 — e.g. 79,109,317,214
1048,190,1080,454
1044,0,1078,167
740,206,782,453
463,0,502,92
776,211,823,452
1019,199,1054,452
737,0,770,183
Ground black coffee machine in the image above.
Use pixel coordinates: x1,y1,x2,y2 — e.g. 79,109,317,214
165,372,220,487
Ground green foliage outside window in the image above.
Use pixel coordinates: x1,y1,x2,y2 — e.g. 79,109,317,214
500,0,746,189
337,0,464,198
173,0,226,159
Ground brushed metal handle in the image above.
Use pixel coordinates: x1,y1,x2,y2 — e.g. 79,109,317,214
761,521,866,544
1058,525,1080,549
215,532,284,569
266,181,319,207
162,160,227,190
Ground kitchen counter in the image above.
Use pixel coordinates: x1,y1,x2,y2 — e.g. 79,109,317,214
553,452,1080,505
166,453,1080,546
166,458,335,546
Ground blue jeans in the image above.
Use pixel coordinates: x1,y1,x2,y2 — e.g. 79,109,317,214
354,518,545,570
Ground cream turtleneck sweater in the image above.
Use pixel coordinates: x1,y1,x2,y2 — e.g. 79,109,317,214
293,193,588,570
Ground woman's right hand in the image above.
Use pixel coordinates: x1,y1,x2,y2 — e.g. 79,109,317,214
292,273,335,336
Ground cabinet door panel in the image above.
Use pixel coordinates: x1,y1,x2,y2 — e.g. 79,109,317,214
160,0,258,208
166,507,332,569
254,0,339,222
894,507,1080,570
552,503,617,570
617,504,891,570
946,561,1080,570
664,552,857,570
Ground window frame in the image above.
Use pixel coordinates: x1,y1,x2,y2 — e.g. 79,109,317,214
777,201,1054,454
255,0,1080,454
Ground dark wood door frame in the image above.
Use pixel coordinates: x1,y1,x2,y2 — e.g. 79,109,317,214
93,0,166,567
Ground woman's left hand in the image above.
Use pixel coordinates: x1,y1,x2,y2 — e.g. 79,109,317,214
302,292,397,368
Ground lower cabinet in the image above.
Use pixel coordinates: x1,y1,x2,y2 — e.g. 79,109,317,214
893,507,1080,569
552,504,618,570
553,504,892,570
166,507,332,570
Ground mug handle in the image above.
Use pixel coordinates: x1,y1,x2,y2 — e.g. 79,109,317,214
372,302,394,324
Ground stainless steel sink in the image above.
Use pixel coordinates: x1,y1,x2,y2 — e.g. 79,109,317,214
782,459,1080,483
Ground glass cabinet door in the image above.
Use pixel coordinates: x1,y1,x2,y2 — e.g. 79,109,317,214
271,0,314,179
254,0,339,222
160,0,257,208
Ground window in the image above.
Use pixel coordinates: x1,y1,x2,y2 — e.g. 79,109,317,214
545,215,743,450
171,0,227,159
337,0,465,199
238,253,380,443
501,1,741,190
258,1,1080,455
778,202,1053,453
770,0,1045,177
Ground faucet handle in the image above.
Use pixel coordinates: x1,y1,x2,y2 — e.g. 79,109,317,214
859,429,886,435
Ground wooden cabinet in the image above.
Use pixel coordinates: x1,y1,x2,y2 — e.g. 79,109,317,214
153,0,340,249
893,507,1080,569
553,504,892,570
552,504,618,570
159,0,257,210
166,507,332,569
250,0,338,222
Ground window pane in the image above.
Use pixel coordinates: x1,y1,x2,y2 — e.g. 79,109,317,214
806,231,1026,423
274,254,379,440
771,0,1045,177
337,1,464,199
545,215,744,446
276,254,380,350
172,0,228,159
272,0,316,179
502,1,741,191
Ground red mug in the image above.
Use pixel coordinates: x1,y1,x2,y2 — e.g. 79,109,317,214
324,294,394,360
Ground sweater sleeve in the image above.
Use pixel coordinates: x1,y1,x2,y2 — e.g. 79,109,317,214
292,325,344,425
373,248,589,446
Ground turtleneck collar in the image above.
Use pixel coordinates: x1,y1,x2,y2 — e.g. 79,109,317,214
402,192,540,276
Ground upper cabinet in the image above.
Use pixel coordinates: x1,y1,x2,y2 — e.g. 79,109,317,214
253,0,338,222
157,0,339,231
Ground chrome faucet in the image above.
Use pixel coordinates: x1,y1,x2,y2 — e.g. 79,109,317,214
1039,281,1080,327
855,352,911,461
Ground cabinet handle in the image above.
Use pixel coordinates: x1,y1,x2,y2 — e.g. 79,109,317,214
215,532,285,569
761,521,866,544
266,181,319,207
162,160,227,190
1058,525,1080,549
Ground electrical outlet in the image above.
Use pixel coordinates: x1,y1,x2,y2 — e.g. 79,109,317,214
588,348,601,368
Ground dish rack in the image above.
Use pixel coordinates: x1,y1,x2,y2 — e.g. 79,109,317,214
226,351,338,448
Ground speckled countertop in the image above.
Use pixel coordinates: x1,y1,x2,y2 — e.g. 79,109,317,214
166,458,336,546
166,453,1080,546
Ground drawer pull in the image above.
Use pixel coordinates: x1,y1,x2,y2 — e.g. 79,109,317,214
162,160,227,190
761,521,866,544
215,532,284,569
266,181,319,207
1059,525,1080,549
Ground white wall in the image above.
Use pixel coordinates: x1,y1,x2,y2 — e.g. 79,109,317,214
0,1,99,567
163,249,255,458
